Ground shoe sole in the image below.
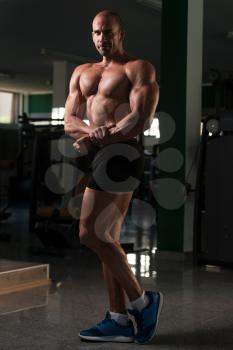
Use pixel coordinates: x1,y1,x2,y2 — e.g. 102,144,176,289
134,291,164,344
79,334,134,342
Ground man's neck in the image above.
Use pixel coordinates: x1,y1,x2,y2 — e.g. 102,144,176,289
102,50,129,66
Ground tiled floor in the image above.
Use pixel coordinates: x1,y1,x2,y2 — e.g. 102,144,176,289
0,202,233,349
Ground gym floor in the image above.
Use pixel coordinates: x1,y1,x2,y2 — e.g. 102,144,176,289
0,202,233,349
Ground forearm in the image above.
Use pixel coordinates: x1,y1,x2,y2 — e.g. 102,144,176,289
68,131,89,140
64,114,92,138
102,113,146,144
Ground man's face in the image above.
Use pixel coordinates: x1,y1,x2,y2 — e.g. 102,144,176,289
92,15,124,57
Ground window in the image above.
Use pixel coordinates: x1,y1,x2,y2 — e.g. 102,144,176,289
0,91,18,124
144,117,160,138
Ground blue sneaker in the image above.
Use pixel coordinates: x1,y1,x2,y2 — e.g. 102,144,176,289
79,311,134,342
128,291,163,344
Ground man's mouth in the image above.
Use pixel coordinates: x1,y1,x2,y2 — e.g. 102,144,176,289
99,44,110,49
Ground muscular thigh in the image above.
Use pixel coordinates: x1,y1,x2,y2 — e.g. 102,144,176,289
74,172,90,196
79,187,133,242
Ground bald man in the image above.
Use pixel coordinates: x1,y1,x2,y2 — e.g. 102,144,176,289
64,10,163,344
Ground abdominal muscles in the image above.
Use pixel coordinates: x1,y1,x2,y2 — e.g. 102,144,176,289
86,94,131,128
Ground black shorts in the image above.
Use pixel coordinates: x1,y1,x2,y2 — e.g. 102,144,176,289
76,138,145,192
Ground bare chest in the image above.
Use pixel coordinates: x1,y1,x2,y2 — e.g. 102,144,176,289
79,66,130,99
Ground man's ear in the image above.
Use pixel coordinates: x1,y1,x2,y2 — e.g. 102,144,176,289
120,30,125,41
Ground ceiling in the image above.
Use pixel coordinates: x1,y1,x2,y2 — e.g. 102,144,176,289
0,0,232,93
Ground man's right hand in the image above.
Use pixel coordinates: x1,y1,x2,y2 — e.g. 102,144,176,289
73,135,93,155
73,123,116,154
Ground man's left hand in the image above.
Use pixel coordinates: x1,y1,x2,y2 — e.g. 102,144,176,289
89,124,116,145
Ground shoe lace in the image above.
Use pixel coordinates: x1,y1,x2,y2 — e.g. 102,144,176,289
97,318,109,327
96,313,112,328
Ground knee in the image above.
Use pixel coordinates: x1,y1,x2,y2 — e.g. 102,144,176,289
79,223,93,246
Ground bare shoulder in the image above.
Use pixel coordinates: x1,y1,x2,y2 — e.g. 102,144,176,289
125,59,156,84
72,63,93,78
69,63,92,92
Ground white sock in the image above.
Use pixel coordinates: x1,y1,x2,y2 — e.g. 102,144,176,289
129,291,149,312
109,311,130,326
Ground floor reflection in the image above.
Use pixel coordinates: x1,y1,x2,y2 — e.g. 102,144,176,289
0,285,49,316
127,251,157,278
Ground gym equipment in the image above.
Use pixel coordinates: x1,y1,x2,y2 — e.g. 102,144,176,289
194,71,233,265
0,124,22,223
29,128,79,253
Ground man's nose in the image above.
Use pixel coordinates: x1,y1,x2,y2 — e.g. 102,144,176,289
99,32,107,42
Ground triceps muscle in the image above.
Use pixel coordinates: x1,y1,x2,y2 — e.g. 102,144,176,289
64,91,90,136
129,82,159,131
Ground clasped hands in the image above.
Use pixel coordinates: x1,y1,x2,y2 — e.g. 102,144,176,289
73,123,116,154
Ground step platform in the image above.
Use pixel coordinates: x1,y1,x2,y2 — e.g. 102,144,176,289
0,259,51,296
0,285,49,316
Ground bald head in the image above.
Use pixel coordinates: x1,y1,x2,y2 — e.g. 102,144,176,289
92,10,125,58
93,10,124,31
